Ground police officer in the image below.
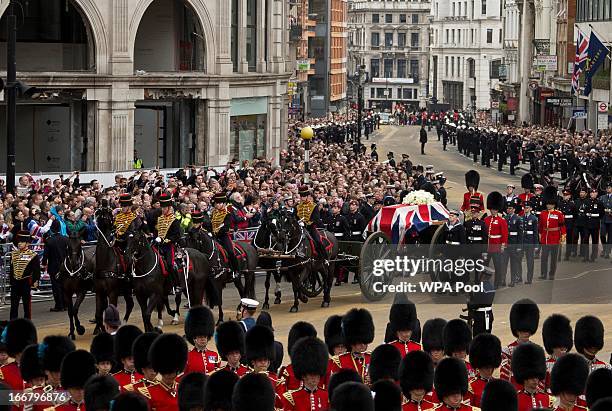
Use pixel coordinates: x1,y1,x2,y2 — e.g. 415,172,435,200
558,188,578,260
585,188,603,262
504,202,523,287
521,201,539,284
598,182,612,258
9,231,41,319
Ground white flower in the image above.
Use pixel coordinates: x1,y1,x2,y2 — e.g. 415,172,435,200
402,190,436,205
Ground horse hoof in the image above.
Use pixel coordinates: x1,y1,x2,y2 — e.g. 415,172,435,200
158,319,164,329
299,295,309,304
76,325,86,335
289,306,299,313
92,327,100,336
274,298,281,305
153,327,163,334
321,301,330,308
69,333,76,341
262,302,270,310
171,314,179,326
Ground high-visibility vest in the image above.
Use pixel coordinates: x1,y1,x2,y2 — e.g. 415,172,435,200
134,158,143,169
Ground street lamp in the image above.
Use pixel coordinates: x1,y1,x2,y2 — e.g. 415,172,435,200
300,126,314,184
356,64,367,155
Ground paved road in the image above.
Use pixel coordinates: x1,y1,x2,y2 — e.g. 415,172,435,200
3,126,612,362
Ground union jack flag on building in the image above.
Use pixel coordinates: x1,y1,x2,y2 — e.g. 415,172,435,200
572,29,589,94
366,203,450,244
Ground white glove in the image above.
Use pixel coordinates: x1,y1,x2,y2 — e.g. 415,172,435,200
155,237,162,243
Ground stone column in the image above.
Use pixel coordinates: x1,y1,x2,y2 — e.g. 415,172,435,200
256,0,267,72
206,83,232,166
268,91,282,166
111,0,132,75
217,0,233,75
239,0,249,73
195,100,208,165
270,0,285,73
519,0,535,124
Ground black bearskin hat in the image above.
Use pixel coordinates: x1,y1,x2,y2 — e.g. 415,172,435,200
132,332,159,374
369,344,401,383
114,324,143,362
288,321,317,356
592,398,612,411
486,191,504,211
84,375,120,411
586,368,612,407
184,306,215,345
389,295,417,333
178,372,208,411
112,392,149,411
20,344,45,382
465,170,480,190
443,319,472,356
150,333,188,375
328,369,362,400
245,325,275,363
399,350,434,394
330,382,374,411
469,333,502,370
480,379,518,411
291,337,328,380
511,342,546,384
204,369,238,411
521,173,534,189
271,341,284,374
4,318,37,357
434,357,469,399
543,185,558,206
324,315,344,355
550,353,589,396
232,372,275,411
216,321,245,360
60,349,97,389
542,314,573,355
90,332,114,364
342,308,375,347
510,299,540,338
371,380,402,411
41,335,76,372
575,315,604,354
423,318,446,353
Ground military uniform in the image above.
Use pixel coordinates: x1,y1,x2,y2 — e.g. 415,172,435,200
600,190,612,257
211,193,240,274
114,194,136,248
512,342,552,411
218,363,250,377
516,389,553,411
401,397,436,410
149,334,188,411
147,381,179,411
504,210,523,286
521,208,539,284
184,306,220,375
440,213,466,289
575,193,589,260
558,192,577,259
434,357,478,411
346,210,366,242
328,309,374,383
9,232,41,320
295,187,326,258
281,386,329,411
113,369,143,387
326,212,350,240
584,191,603,261
215,320,249,378
484,196,508,289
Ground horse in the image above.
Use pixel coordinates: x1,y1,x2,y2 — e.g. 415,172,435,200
184,228,258,323
59,228,95,340
565,170,606,194
92,206,134,334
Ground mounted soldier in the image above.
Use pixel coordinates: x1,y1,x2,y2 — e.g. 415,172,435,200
114,194,137,251
151,193,182,287
295,186,328,259
211,192,240,278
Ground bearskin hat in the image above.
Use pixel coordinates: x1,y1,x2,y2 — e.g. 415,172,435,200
521,174,534,189
369,344,401,384
90,332,114,364
575,315,604,354
132,332,159,374
178,372,208,411
291,337,328,380
342,308,375,347
443,319,472,356
4,318,37,357
255,311,273,330
465,170,480,190
586,368,612,407
271,341,284,375
328,369,363,399
399,350,434,395
486,191,504,211
434,357,469,399
149,333,188,375
469,333,502,370
324,315,344,355
84,375,120,411
41,335,76,372
184,306,215,345
232,372,275,411
288,321,317,356
592,398,612,411
112,392,149,411
543,186,559,206
511,342,546,384
60,349,97,389
423,318,446,353
550,353,589,396
542,314,573,355
480,379,518,411
510,299,540,337
245,325,275,363
371,380,402,411
204,369,238,411
420,182,437,196
330,382,374,411
114,324,143,362
389,295,417,333
20,344,45,382
216,321,245,361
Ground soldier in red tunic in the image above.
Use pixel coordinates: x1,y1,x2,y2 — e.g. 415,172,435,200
45,350,97,411
90,333,114,377
203,369,239,411
18,343,47,411
369,344,401,385
512,342,554,411
443,320,475,379
539,186,566,280
215,321,250,377
421,319,446,370
82,375,120,411
433,358,479,410
574,316,611,373
484,191,509,289
399,350,437,410
233,373,280,411
542,314,573,392
387,296,422,357
33,336,77,411
518,174,535,216
328,309,374,384
467,333,502,408
0,318,37,390
245,325,280,387
278,322,319,394
112,325,143,387
550,354,589,411
500,299,540,389
460,170,483,212
184,306,220,375
148,333,188,411
323,315,345,357
280,337,329,411
480,379,518,411
123,332,159,395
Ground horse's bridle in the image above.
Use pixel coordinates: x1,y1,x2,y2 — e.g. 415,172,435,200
129,233,158,278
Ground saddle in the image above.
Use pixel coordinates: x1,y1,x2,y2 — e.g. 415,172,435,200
112,247,128,274
215,241,247,265
307,232,333,258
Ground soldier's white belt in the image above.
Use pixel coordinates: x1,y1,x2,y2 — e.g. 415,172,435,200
446,241,461,245
509,232,518,235
587,213,600,217
352,231,361,235
526,231,534,234
468,237,483,241
475,307,492,312
334,233,344,237
490,235,502,238
565,215,573,218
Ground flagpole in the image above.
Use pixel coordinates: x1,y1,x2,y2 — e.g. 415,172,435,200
588,24,612,61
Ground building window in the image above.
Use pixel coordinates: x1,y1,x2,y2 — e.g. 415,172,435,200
400,14,407,23
451,29,455,43
458,57,461,76
411,32,419,47
445,29,449,43
384,58,394,78
412,14,419,23
371,32,380,47
376,88,386,98
398,32,406,48
410,59,419,80
372,13,379,23
397,88,402,99
458,29,461,44
468,58,475,77
481,0,487,14
385,32,394,47
371,59,380,77
490,59,502,78
403,89,412,100
231,0,238,72
452,2,456,16
246,0,257,71
385,14,393,23
451,56,455,77
230,115,267,162
371,88,375,98
445,56,449,76
398,59,407,78
486,29,493,43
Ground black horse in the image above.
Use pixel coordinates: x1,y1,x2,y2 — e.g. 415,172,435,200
59,228,94,340
93,206,134,334
565,170,607,194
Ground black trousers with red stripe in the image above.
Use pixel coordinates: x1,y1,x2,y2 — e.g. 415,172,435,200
10,278,32,320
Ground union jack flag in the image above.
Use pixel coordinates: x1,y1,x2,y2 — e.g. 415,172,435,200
572,29,589,94
366,203,450,244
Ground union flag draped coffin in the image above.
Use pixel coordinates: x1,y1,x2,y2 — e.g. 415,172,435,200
366,203,450,244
